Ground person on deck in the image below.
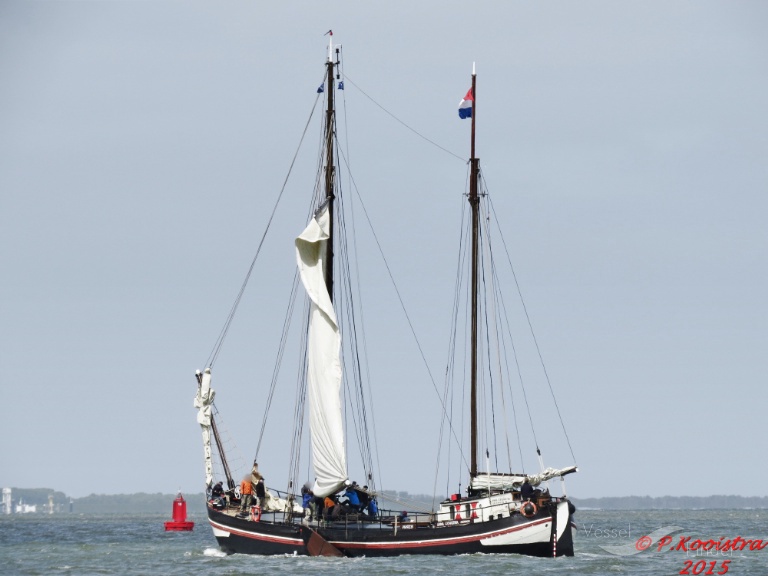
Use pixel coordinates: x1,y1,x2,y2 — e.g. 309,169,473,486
367,497,378,518
323,495,340,519
255,477,266,509
251,461,263,483
239,475,253,513
301,486,314,520
312,494,324,520
521,477,534,501
210,481,225,509
344,483,363,512
358,485,371,511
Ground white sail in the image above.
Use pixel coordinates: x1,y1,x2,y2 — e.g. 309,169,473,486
295,204,348,498
193,367,215,487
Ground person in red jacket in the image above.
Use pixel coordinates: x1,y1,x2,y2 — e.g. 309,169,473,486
239,475,253,513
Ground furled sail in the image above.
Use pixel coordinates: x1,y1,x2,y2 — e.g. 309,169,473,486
469,466,579,492
193,367,215,487
295,203,348,498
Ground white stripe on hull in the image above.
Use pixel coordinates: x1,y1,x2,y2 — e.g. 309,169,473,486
209,518,304,546
480,500,567,547
480,516,551,546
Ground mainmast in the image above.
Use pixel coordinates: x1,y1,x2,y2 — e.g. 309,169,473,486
468,66,480,479
323,32,337,301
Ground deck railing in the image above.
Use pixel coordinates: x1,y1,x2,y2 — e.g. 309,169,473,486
209,489,563,532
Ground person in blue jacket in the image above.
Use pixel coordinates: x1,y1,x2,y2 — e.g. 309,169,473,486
367,497,378,517
344,482,363,512
301,486,314,520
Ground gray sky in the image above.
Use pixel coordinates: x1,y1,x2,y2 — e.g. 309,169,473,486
2,1,766,501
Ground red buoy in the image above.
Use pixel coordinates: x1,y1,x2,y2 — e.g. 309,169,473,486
164,492,195,531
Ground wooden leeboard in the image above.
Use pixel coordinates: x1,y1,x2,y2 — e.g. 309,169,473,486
306,529,344,557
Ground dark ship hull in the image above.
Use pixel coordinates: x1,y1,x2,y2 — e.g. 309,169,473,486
207,497,575,557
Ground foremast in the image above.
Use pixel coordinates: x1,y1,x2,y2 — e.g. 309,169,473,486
323,31,337,301
468,66,480,479
295,32,348,499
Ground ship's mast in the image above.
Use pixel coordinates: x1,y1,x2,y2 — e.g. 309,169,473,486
468,65,480,479
324,32,336,301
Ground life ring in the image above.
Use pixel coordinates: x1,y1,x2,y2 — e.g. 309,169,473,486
250,505,262,522
521,501,537,518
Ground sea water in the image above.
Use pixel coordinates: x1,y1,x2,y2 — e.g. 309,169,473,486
0,509,765,575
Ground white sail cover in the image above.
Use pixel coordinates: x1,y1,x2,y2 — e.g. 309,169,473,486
193,368,215,487
469,466,578,491
295,204,348,498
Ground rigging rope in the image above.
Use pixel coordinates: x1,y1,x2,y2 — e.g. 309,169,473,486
438,172,579,486
336,167,377,486
486,190,577,465
434,189,470,506
205,92,322,369
342,73,467,163
286,290,310,495
478,216,502,473
486,222,526,472
255,270,303,461
484,212,516,472
210,405,246,487
337,144,469,476
202,63,577,504
339,52,383,492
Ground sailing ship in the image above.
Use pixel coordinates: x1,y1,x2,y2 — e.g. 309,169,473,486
194,35,578,557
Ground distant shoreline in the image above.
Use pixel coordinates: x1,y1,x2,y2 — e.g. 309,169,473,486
572,495,768,510
4,488,767,514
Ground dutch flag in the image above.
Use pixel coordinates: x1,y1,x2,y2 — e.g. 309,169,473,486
458,88,473,119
